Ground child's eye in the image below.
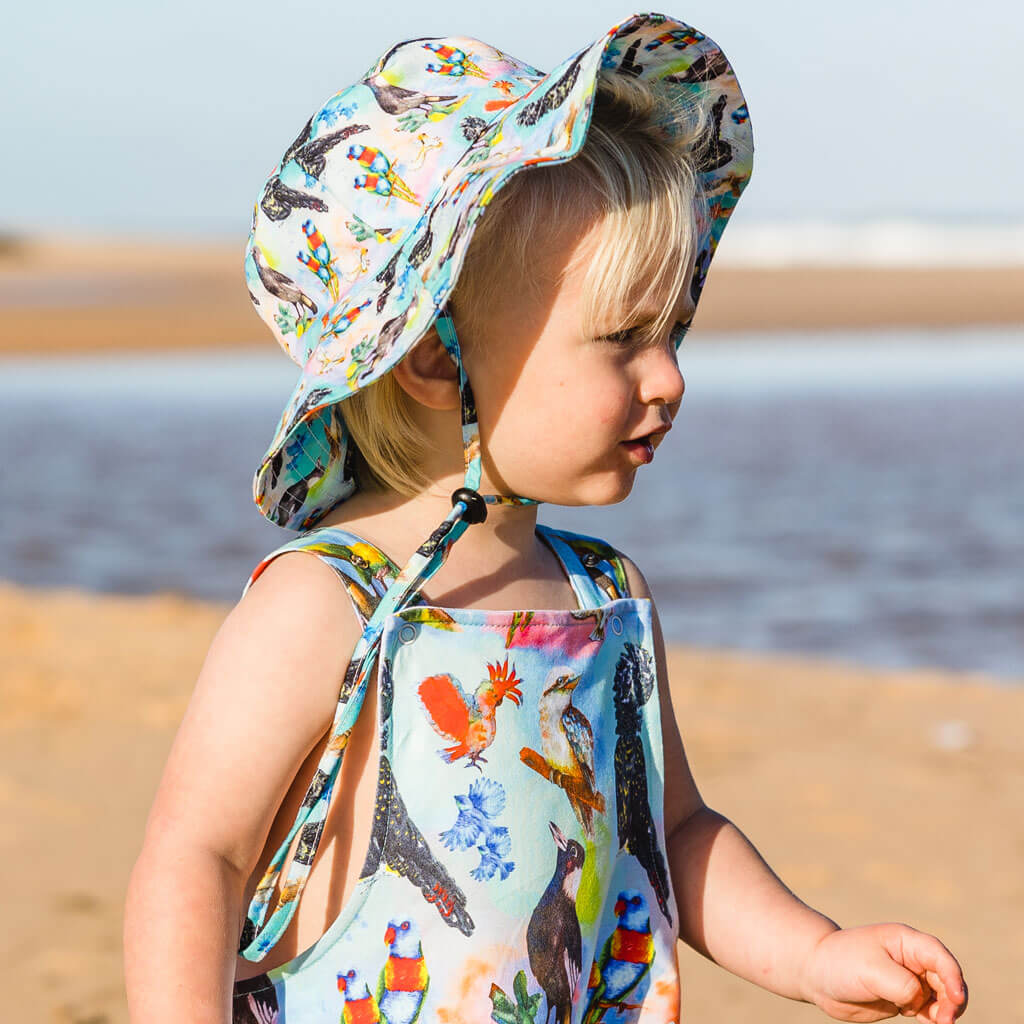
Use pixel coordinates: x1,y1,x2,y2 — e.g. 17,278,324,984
600,328,636,345
670,321,691,346
598,321,690,347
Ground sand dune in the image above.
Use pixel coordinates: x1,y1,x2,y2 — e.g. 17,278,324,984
0,236,1021,359
2,579,1015,1022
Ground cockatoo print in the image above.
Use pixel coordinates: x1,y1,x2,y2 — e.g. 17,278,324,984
520,666,605,838
439,776,515,882
417,656,523,769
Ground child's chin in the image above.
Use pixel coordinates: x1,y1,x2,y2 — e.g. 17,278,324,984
540,476,636,508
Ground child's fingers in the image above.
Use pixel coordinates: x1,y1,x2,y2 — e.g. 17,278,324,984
880,926,967,1022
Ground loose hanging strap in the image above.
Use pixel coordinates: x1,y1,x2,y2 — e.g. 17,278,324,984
238,305,537,960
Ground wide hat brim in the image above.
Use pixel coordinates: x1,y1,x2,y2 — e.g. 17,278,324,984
247,10,753,530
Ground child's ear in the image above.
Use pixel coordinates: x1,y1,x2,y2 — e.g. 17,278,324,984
390,327,461,411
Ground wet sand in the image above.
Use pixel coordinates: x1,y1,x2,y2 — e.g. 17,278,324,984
2,580,1015,1022
1,236,1022,358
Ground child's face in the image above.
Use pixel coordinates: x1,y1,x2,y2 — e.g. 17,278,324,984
461,213,693,507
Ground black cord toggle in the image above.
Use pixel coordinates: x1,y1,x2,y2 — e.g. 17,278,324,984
451,487,488,524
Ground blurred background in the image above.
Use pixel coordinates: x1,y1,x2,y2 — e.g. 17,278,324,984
1,2,1021,1022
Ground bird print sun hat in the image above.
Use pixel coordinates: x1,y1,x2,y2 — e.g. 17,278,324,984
245,9,754,536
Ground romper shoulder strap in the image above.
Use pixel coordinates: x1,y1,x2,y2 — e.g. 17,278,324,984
241,525,403,628
538,524,631,602
235,525,406,961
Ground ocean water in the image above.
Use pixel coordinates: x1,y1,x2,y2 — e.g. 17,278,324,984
1,326,1021,680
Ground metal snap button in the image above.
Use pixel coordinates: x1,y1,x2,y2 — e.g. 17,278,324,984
610,615,623,636
582,552,600,567
398,623,418,644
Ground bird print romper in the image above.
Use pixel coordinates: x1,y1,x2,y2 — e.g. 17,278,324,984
232,522,682,1024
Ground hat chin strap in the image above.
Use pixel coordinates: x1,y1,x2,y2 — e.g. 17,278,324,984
435,303,538,509
359,305,537,620
237,305,539,960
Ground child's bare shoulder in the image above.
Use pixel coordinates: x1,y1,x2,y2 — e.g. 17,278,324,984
145,549,362,875
219,548,360,700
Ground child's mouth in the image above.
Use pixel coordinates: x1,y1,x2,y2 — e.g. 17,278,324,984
620,435,655,464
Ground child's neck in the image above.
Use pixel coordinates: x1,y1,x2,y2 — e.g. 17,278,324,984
315,479,547,587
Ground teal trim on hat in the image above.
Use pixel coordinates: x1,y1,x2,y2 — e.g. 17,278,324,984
248,11,754,530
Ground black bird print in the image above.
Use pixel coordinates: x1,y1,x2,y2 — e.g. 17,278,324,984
251,245,318,319
360,753,475,936
527,821,585,1024
260,116,323,221
692,94,733,174
355,302,416,383
269,460,316,527
260,177,329,222
440,199,472,267
616,37,645,78
461,115,489,142
408,201,443,271
374,248,403,312
663,48,731,86
258,118,368,220
516,54,584,127
611,642,673,924
293,122,370,181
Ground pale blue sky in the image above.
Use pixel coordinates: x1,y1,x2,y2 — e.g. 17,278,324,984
2,1,1020,238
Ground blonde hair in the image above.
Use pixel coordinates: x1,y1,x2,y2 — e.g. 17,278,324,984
342,72,711,496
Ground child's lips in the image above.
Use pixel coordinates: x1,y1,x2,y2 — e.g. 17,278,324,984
620,423,668,464
620,436,655,464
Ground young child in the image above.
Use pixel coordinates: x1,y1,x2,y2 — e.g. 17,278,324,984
124,13,968,1024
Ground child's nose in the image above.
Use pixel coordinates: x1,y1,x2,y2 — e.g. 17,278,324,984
639,344,685,407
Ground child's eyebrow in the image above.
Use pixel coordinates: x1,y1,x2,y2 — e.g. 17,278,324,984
620,315,689,333
623,298,696,329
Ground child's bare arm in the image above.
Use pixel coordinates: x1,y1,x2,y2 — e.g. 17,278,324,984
618,553,967,1023
124,552,363,1024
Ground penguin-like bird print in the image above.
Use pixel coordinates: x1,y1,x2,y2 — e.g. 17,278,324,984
527,821,585,1024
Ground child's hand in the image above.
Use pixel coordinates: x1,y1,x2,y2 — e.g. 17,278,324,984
799,923,967,1023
